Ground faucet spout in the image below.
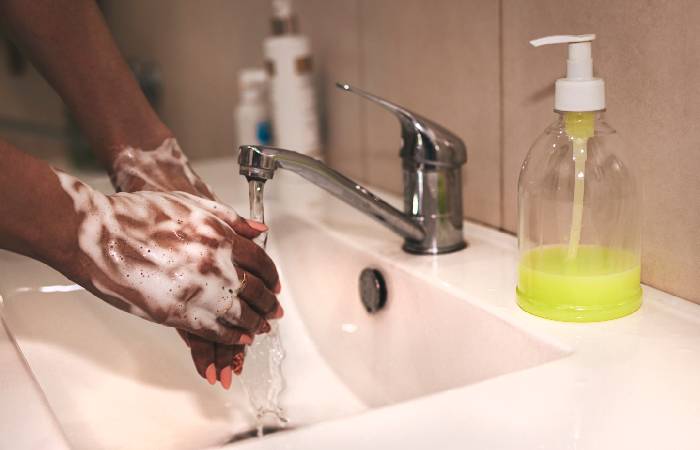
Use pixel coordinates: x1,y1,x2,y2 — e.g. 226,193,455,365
238,145,426,242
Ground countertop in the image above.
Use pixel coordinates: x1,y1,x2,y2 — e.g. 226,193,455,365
2,157,700,450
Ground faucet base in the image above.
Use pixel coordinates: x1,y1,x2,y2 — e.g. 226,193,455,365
402,239,468,255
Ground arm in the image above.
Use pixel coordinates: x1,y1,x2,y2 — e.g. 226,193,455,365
0,138,281,341
0,140,81,270
0,0,170,166
0,136,282,387
0,0,273,389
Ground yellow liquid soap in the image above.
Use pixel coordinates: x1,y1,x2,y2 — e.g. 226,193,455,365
517,245,642,322
564,112,594,260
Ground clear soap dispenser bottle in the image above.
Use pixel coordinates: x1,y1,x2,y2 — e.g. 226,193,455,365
516,34,642,322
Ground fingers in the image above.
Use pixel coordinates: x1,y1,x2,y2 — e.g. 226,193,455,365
231,219,268,240
189,319,253,346
220,297,269,335
187,334,246,389
188,334,216,382
232,351,245,375
215,344,245,389
205,203,267,239
173,191,268,239
215,344,235,389
234,268,283,319
173,192,240,227
232,235,280,291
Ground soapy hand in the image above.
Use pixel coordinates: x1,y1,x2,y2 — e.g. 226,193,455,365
108,138,280,388
56,171,282,350
109,137,217,199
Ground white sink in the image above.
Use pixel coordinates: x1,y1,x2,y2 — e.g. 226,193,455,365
0,166,567,449
270,213,566,407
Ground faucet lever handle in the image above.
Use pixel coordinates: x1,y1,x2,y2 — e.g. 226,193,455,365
336,82,466,167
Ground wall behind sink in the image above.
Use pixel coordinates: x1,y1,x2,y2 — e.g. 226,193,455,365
0,41,67,162
100,0,700,303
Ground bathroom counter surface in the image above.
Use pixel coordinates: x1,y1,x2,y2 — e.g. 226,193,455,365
2,157,699,450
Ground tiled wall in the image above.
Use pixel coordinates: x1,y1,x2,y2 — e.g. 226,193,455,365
0,42,66,161
100,1,700,303
102,0,272,160
501,0,700,305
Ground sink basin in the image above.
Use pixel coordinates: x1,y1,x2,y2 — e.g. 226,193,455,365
0,187,567,449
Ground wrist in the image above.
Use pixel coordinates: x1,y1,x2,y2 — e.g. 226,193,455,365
38,171,103,283
101,121,174,172
108,138,215,199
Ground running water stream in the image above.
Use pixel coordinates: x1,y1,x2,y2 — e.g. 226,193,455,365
241,179,288,437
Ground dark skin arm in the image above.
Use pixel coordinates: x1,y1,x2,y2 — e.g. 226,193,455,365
0,0,278,389
0,0,170,164
0,140,81,269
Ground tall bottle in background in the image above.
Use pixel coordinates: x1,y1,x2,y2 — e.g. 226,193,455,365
235,68,272,148
263,0,321,158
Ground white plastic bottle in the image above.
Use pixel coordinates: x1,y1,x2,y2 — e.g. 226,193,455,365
263,0,321,157
235,68,272,148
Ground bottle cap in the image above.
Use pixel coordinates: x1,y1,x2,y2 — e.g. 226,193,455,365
238,68,268,91
271,0,298,35
530,34,605,112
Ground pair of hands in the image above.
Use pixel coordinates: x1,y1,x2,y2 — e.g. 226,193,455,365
63,138,280,389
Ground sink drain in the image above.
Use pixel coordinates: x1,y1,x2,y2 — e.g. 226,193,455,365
358,268,387,313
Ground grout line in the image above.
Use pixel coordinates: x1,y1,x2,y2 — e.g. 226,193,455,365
498,0,506,231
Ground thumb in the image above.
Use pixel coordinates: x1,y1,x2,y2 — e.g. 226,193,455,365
231,218,268,239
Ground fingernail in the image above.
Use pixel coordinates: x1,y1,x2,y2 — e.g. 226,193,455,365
272,305,284,319
274,280,282,294
259,320,271,334
239,334,254,345
246,219,268,232
233,353,244,375
205,363,217,385
220,366,232,390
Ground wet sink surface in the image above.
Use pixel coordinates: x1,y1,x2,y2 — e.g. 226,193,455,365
1,212,566,449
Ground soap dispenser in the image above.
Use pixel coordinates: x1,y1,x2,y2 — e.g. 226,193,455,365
516,34,642,322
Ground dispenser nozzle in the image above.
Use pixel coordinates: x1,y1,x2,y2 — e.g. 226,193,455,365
529,34,604,112
529,34,595,47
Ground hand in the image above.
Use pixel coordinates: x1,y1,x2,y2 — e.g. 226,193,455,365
56,170,282,348
109,137,217,199
176,330,246,389
109,138,280,389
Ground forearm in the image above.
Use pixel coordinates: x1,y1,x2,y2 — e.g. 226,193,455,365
0,138,79,269
0,0,171,166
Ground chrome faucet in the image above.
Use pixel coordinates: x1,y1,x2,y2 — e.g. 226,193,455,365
238,83,467,254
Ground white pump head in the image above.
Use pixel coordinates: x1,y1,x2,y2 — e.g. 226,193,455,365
530,34,605,112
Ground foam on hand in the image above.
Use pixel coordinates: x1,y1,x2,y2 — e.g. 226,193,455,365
53,169,249,340
111,138,216,199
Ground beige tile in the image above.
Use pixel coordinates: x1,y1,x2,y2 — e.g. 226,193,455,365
502,0,700,303
295,0,364,181
0,42,67,159
105,0,365,177
359,0,501,227
104,0,271,159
